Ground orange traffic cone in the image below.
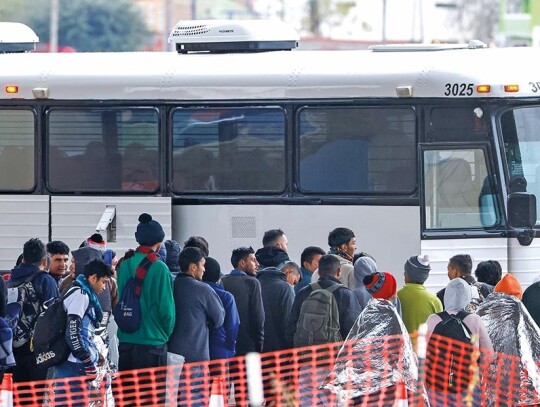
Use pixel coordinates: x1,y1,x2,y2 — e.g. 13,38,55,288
208,378,225,407
1,373,13,407
394,381,408,407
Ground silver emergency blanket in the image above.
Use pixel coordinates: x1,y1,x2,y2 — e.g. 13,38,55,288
476,293,540,406
321,298,420,401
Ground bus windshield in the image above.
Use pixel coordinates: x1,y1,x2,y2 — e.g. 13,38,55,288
501,106,540,224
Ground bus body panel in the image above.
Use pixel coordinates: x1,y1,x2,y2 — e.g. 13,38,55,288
0,195,49,271
172,204,420,288
421,237,508,293
2,48,540,100
50,196,172,260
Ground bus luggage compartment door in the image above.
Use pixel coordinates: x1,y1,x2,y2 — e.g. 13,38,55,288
50,196,172,259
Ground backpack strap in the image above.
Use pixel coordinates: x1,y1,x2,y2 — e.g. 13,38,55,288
309,282,344,294
133,249,159,297
437,311,451,323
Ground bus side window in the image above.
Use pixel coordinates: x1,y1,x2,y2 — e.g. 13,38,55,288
424,149,497,229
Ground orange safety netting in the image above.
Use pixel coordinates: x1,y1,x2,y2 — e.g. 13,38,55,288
5,334,540,407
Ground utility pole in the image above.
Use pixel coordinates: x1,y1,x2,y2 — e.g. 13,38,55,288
191,0,197,20
164,0,172,51
50,0,59,52
382,0,387,43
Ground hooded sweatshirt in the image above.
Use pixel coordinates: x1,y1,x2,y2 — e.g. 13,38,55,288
353,257,378,308
494,273,523,300
425,278,492,351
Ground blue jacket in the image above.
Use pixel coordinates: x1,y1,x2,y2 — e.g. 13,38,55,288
204,281,240,359
168,273,225,363
294,267,313,295
8,264,59,306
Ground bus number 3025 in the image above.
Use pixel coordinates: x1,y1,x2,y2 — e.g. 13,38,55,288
444,83,474,96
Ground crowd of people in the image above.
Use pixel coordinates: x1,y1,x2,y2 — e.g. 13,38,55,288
1,213,540,406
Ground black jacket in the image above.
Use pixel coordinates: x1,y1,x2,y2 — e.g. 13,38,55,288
285,275,362,348
221,270,265,355
256,268,294,352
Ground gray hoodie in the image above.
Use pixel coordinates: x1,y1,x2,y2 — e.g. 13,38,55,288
444,278,471,312
353,257,378,308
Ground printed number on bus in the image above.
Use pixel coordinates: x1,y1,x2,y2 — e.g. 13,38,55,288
529,82,540,93
444,83,474,96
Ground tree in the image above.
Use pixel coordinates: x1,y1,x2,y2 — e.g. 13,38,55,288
441,0,498,43
0,0,152,51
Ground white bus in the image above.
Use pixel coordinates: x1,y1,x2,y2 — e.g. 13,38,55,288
0,20,538,292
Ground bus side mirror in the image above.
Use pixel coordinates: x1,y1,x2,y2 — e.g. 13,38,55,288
508,192,536,246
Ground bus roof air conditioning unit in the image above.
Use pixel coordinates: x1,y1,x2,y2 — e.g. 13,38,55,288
0,22,39,53
168,20,299,54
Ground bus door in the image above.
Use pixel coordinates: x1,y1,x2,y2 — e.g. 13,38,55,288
419,105,506,293
500,106,540,288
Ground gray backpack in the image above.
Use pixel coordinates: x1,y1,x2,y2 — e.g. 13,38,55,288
294,282,343,347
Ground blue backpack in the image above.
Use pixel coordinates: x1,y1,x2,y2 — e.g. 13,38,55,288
113,250,156,333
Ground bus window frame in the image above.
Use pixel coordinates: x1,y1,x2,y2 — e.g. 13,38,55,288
295,104,418,196
44,105,162,195
168,104,288,196
420,142,505,239
0,106,38,193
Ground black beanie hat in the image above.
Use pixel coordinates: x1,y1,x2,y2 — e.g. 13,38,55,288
202,257,223,283
135,213,165,246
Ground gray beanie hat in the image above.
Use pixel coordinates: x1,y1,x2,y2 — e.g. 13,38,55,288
72,246,103,276
404,254,431,284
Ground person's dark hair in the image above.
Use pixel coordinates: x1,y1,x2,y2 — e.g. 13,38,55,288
83,259,113,279
282,262,301,279
15,253,24,267
318,254,341,278
475,260,503,286
262,229,285,247
231,246,255,268
183,236,209,257
178,247,206,273
23,238,47,266
328,228,355,248
300,246,326,266
449,254,473,275
47,240,70,256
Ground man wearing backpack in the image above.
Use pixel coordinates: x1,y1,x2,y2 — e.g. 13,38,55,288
437,254,492,311
6,238,59,382
286,254,361,407
116,213,175,372
425,278,492,404
48,259,114,406
286,254,361,348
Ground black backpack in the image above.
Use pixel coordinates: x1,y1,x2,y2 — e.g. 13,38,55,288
32,286,78,369
426,311,473,393
6,272,44,348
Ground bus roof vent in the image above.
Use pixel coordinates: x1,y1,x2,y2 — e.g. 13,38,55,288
0,22,39,53
168,20,299,54
370,39,487,52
